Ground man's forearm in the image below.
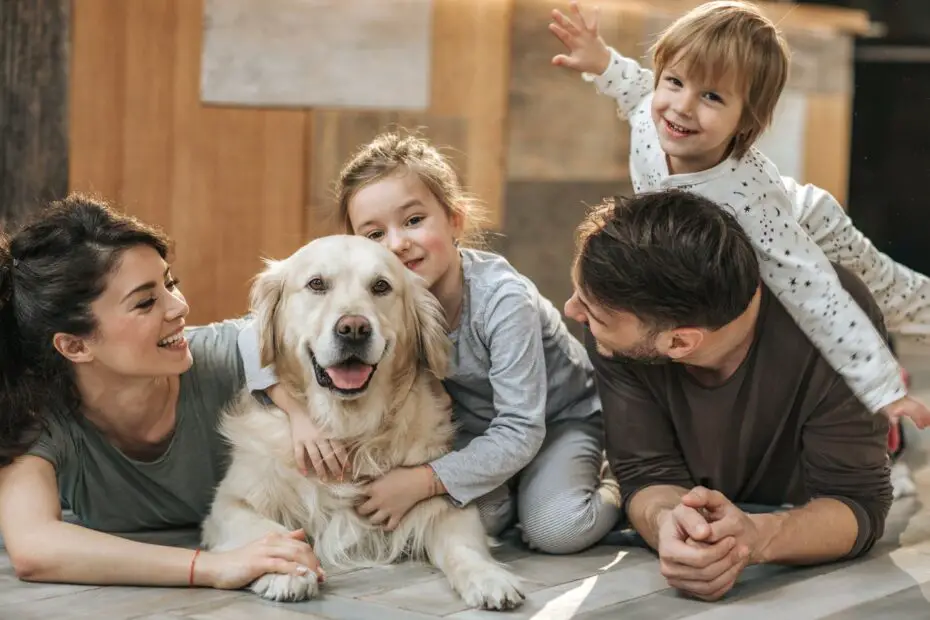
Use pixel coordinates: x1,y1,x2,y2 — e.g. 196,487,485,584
627,484,690,549
751,497,858,565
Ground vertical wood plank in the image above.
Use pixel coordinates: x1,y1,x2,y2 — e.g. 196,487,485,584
68,0,126,203
170,0,219,323
506,0,637,184
0,0,70,227
430,0,512,230
209,107,265,315
804,93,852,206
120,0,177,230
260,110,307,262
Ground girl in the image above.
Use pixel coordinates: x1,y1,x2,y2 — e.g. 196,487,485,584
243,133,621,554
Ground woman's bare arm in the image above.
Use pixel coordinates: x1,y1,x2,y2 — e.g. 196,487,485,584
0,456,320,587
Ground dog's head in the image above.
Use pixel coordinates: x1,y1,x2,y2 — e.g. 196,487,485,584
251,235,450,404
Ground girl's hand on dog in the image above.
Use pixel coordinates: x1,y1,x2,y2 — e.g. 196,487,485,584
198,528,325,589
357,466,438,531
292,415,350,481
269,384,351,479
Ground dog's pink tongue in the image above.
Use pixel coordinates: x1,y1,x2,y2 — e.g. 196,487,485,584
326,363,374,390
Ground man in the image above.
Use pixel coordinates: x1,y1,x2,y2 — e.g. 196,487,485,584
563,189,892,602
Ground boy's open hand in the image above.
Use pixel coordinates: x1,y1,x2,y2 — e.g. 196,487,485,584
550,1,612,76
882,394,930,430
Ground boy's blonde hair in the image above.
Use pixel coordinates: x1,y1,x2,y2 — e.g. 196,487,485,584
651,1,790,160
336,132,486,246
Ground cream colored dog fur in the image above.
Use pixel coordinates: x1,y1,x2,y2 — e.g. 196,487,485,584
201,235,524,609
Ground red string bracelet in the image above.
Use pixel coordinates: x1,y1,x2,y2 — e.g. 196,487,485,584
188,548,202,587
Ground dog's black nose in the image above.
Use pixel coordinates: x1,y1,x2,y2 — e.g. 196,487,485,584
335,315,371,343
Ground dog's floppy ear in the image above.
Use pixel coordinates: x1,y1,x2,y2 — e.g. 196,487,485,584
250,259,286,368
406,272,451,379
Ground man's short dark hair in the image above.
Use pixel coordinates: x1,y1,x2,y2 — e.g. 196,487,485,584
575,189,760,330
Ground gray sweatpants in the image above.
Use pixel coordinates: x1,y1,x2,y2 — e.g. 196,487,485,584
474,414,621,554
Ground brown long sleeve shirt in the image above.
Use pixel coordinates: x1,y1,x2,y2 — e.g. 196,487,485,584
590,266,893,559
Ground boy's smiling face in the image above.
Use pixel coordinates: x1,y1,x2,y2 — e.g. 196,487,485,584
651,55,745,175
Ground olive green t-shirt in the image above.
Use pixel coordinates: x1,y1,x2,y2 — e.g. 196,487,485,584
27,319,247,532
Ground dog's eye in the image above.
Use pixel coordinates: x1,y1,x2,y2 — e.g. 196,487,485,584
307,277,326,292
372,279,392,295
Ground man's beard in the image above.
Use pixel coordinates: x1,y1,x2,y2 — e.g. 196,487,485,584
605,338,670,365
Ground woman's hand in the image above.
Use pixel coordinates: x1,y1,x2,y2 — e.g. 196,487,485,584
196,528,324,589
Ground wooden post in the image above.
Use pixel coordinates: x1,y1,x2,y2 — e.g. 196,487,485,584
0,0,70,229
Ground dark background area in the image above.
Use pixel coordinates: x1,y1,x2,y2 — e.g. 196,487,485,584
800,0,930,274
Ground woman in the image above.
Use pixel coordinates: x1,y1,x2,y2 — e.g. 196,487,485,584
0,194,320,588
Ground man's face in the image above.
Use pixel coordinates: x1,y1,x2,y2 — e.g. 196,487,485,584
564,288,671,364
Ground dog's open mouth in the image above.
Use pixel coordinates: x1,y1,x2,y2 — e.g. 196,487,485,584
310,350,377,395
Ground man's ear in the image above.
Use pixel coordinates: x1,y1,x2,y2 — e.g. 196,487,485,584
53,333,94,364
662,328,705,360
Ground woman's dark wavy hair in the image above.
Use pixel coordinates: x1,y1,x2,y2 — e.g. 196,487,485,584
0,194,171,466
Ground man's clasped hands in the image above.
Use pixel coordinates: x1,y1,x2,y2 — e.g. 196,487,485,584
656,487,770,601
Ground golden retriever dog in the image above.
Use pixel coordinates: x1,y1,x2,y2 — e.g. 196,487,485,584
201,235,524,610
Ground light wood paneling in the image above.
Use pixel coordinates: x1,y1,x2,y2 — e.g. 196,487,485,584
430,0,513,230
68,0,865,324
69,0,126,206
305,0,513,232
506,0,641,183
804,93,852,206
69,0,306,324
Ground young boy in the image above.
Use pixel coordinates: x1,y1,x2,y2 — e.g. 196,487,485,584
550,0,930,429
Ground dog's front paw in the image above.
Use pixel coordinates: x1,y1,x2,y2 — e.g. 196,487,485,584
458,564,525,611
892,462,918,499
250,571,320,602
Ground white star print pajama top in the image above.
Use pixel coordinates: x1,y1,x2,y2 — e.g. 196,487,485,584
583,47,927,413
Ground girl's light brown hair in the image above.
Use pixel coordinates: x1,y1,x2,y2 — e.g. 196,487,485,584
651,0,790,160
336,132,487,247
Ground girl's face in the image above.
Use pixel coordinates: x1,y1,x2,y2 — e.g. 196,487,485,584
348,169,463,291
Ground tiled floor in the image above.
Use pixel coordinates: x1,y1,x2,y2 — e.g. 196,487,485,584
3,348,930,619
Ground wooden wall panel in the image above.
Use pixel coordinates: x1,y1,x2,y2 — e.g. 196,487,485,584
506,0,640,182
0,0,70,228
66,0,867,327
804,94,852,206
69,0,306,325
430,0,513,230
68,0,125,208
121,0,176,231
305,0,513,233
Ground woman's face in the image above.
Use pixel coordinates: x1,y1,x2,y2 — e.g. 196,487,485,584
76,245,192,378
